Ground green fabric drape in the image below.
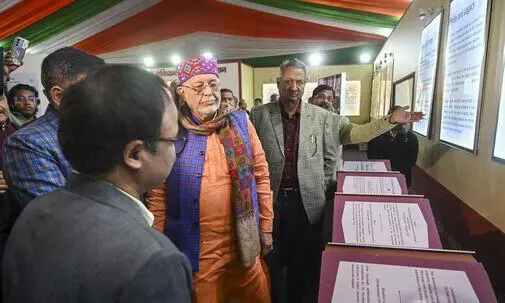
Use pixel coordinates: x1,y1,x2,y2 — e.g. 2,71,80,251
241,43,384,67
0,0,122,48
244,0,400,28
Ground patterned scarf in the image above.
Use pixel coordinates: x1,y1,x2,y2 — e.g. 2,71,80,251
179,104,260,267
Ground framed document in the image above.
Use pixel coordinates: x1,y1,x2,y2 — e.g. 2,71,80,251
319,245,497,303
492,48,505,164
440,0,491,152
393,72,415,108
336,172,408,195
413,12,443,137
332,194,442,249
341,160,391,172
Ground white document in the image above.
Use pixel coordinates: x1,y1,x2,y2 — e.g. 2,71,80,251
342,161,388,172
333,262,479,303
341,201,429,248
440,0,489,150
342,176,402,195
413,13,442,136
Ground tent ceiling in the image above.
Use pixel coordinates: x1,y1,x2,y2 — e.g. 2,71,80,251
0,0,410,66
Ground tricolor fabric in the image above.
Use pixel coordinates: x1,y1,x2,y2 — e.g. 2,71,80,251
0,0,411,65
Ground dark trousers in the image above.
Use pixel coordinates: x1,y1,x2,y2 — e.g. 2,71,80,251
265,188,324,303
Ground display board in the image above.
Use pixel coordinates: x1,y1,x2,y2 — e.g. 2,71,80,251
342,80,361,116
393,73,415,109
262,83,278,104
440,0,491,152
413,12,443,137
492,50,505,163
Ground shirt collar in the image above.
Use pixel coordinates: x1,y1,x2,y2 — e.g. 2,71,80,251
115,187,154,227
71,170,154,226
279,100,301,118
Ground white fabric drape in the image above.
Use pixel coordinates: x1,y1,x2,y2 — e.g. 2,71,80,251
100,32,367,64
28,0,160,54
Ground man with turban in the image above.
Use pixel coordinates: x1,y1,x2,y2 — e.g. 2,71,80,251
146,56,273,303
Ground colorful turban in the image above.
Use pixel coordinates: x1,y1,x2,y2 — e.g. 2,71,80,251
177,56,218,84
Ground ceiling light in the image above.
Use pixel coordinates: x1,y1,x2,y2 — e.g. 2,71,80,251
202,51,213,59
171,54,182,65
359,53,371,63
143,56,154,67
308,53,323,66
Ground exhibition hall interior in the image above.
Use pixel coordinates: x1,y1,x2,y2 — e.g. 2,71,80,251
1,0,505,302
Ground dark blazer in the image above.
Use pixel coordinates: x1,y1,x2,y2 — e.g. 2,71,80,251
2,173,192,303
367,128,419,187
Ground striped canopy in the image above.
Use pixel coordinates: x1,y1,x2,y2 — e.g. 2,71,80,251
0,0,410,66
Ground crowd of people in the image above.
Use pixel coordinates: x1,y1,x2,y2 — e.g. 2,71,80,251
0,47,422,303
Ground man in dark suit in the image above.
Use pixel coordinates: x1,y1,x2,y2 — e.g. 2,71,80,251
368,106,419,188
2,65,192,302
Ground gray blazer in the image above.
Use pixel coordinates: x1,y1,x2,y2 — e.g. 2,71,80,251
2,173,192,303
250,102,337,224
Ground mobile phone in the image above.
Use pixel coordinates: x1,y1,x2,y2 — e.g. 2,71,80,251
1,47,5,96
11,37,29,66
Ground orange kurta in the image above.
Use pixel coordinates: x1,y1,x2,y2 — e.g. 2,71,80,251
146,120,273,303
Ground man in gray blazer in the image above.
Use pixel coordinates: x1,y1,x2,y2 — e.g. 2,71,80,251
251,59,337,303
251,59,423,303
2,66,192,303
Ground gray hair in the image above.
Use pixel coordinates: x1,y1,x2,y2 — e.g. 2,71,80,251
280,58,308,79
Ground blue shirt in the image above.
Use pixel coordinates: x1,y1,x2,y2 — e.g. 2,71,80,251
3,106,71,207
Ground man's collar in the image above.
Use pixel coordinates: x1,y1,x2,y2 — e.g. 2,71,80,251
279,99,301,118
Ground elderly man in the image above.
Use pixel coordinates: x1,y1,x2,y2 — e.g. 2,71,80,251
251,58,423,303
146,56,273,303
2,65,192,302
3,47,104,207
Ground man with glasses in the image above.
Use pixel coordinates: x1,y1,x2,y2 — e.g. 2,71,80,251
2,65,192,303
146,55,273,303
251,59,424,303
6,84,40,128
3,47,104,207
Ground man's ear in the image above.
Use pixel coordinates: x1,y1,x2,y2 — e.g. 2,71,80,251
50,86,64,108
308,97,313,104
276,77,281,89
176,86,184,98
123,140,144,170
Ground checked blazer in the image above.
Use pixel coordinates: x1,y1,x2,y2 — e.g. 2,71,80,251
250,101,337,224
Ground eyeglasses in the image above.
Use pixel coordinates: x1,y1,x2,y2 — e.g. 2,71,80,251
181,81,219,95
151,136,187,154
16,96,38,103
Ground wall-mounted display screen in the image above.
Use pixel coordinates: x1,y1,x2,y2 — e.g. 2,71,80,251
439,0,490,152
413,12,442,137
493,59,505,162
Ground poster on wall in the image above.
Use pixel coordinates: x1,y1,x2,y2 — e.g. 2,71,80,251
413,12,443,137
371,66,382,119
342,80,361,116
393,73,415,109
262,83,278,104
440,0,491,152
492,54,505,163
383,56,394,116
148,62,241,98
